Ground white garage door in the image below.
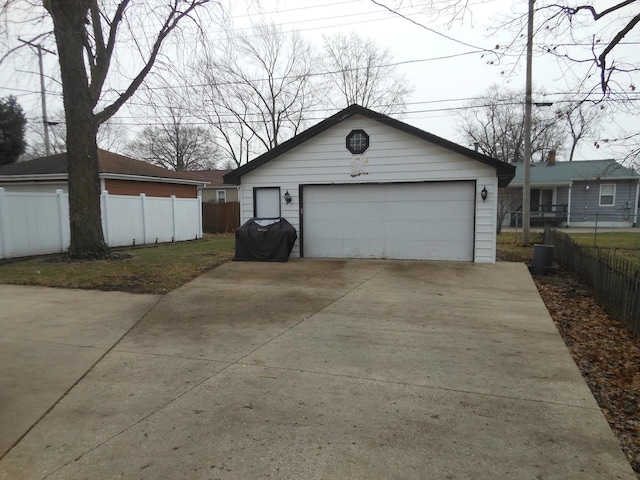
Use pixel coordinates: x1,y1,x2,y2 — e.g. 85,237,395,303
302,182,475,261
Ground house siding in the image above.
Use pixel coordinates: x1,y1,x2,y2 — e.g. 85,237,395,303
104,179,198,198
202,187,239,203
239,115,499,263
570,180,638,226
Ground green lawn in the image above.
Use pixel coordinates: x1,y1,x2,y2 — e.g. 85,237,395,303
497,230,640,266
567,231,640,266
568,231,640,249
0,234,236,294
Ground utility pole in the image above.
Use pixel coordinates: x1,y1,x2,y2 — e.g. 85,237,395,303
522,0,534,246
18,38,56,156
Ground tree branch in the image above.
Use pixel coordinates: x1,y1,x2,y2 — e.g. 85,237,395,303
88,0,129,106
598,12,640,92
95,0,209,125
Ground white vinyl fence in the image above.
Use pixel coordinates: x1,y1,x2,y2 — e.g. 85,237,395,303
0,188,203,259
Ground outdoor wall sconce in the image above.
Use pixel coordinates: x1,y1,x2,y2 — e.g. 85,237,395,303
284,190,292,204
585,185,590,190
481,186,488,202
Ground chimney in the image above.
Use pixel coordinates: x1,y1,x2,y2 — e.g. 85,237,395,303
547,149,556,166
474,142,480,152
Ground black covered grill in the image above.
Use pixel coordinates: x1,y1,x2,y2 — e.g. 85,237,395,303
234,218,297,262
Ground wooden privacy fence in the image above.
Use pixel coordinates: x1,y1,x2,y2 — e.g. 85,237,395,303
202,202,240,233
0,188,203,259
546,229,640,336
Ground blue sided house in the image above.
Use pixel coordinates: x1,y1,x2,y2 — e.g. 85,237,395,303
505,158,639,228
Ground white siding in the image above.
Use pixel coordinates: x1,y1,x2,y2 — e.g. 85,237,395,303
239,115,499,263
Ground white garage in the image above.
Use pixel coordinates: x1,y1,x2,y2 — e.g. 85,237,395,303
302,182,475,261
224,105,515,263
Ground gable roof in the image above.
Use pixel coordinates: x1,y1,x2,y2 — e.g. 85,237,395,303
509,159,639,187
182,169,234,187
223,104,516,187
0,150,206,185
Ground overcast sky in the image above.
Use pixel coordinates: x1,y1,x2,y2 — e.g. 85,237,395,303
2,0,638,163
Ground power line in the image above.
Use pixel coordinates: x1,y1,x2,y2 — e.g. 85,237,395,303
43,93,636,127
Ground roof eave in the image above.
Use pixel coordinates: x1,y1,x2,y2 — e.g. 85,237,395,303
100,173,208,186
570,176,640,182
0,174,68,182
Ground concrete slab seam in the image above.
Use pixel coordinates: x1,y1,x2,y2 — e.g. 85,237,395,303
110,348,236,365
0,335,101,349
233,361,603,411
0,294,165,464
39,359,246,478
229,263,392,364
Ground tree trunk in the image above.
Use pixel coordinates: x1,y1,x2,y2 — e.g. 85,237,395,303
45,0,110,259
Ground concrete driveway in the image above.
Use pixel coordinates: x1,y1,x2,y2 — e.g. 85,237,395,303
0,260,635,479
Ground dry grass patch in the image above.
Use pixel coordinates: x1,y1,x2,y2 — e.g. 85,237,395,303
495,231,544,262
0,234,235,294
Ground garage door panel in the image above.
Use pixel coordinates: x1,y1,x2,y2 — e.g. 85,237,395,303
303,182,475,261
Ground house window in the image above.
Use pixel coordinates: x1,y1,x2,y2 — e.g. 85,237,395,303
531,189,553,212
253,187,281,218
346,129,369,154
599,184,615,206
216,190,226,204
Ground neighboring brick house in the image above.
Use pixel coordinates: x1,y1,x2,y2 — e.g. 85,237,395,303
0,150,206,197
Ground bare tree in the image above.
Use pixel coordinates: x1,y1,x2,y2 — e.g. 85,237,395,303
127,125,218,171
456,85,566,164
322,32,413,114
126,80,219,171
0,1,216,258
537,1,640,96
496,188,512,234
558,101,605,161
193,21,321,167
379,0,639,95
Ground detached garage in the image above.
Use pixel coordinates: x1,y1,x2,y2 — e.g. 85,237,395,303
224,104,515,263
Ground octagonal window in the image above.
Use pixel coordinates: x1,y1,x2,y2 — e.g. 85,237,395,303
346,129,369,154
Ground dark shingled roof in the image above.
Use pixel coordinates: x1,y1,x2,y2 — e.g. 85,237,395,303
0,150,203,183
509,160,639,186
224,104,516,187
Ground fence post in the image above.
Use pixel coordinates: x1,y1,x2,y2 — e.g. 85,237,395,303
140,193,148,245
101,190,110,246
171,195,177,242
0,187,9,259
197,190,203,239
56,189,66,253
